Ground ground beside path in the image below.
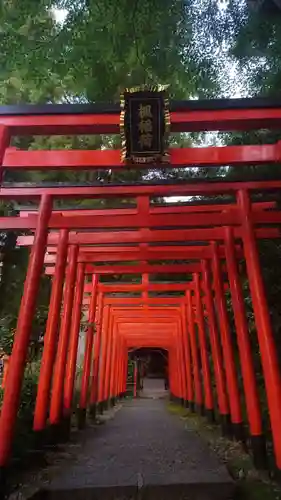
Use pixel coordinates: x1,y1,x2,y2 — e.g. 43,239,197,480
28,388,234,499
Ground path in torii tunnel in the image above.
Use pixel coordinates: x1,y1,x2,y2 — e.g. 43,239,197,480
23,380,233,500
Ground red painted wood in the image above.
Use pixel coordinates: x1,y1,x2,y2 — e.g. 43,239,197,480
238,190,281,468
64,263,85,414
79,274,98,411
4,143,280,169
49,244,78,425
16,227,281,247
84,282,230,292
193,274,213,412
19,200,276,219
89,293,103,406
0,195,52,465
33,229,68,431
224,226,262,436
43,249,243,264
0,210,242,229
83,297,186,305
113,308,180,313
211,241,242,425
3,179,281,199
45,263,203,276
201,259,229,417
30,243,244,261
97,305,110,403
1,107,281,135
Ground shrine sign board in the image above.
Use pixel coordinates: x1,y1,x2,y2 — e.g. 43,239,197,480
120,85,170,164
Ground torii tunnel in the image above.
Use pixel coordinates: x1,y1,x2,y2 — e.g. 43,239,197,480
1,98,281,483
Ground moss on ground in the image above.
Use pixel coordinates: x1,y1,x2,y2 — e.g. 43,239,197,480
168,402,281,500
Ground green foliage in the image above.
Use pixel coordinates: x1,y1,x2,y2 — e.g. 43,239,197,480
0,0,219,105
0,321,15,355
230,1,281,96
0,363,40,460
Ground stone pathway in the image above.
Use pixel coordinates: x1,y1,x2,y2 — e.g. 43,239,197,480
141,377,167,399
32,398,234,499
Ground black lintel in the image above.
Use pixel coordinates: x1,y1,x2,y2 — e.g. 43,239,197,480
0,96,281,116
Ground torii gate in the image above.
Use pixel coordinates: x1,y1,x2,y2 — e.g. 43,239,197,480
0,97,281,492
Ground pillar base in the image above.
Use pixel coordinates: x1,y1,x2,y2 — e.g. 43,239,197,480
48,422,62,445
77,408,87,430
205,409,216,424
98,401,104,414
33,429,49,450
103,400,110,411
232,422,246,445
197,404,205,416
48,416,71,444
184,400,189,408
89,404,97,420
111,397,116,406
189,401,195,413
220,414,232,439
0,466,7,499
251,434,267,470
61,415,72,442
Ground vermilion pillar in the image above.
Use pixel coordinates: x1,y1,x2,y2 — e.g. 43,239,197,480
49,244,78,430
224,226,264,465
64,262,85,420
123,346,128,395
186,291,203,413
34,229,69,432
97,305,110,411
178,312,188,404
193,274,214,421
175,333,183,400
201,259,230,436
169,349,175,399
119,344,125,397
117,341,123,397
177,320,186,404
175,329,183,401
238,189,281,468
89,293,103,417
117,343,124,397
133,362,137,398
109,323,118,404
103,313,114,407
118,340,127,397
211,241,243,439
170,347,179,400
97,306,109,411
180,304,193,407
78,274,98,428
0,194,52,468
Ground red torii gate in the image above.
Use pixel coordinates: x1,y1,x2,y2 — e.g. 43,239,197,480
1,187,279,472
17,207,278,467
16,202,277,448
1,191,280,469
0,98,281,491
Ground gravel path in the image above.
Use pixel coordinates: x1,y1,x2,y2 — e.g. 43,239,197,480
34,399,234,499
